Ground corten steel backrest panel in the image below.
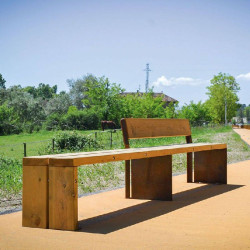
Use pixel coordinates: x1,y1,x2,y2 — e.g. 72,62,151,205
121,118,191,141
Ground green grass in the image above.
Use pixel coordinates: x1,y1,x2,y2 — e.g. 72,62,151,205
0,156,22,197
0,129,122,159
1,125,250,199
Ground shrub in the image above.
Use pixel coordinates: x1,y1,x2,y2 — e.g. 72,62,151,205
44,113,63,130
40,131,102,154
63,109,100,130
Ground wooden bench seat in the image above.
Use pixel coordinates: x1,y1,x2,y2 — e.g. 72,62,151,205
22,118,227,231
23,142,226,166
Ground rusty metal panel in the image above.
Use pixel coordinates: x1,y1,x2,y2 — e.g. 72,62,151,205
194,149,227,184
131,155,172,200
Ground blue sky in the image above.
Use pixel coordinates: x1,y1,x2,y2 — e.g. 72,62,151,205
1,0,249,106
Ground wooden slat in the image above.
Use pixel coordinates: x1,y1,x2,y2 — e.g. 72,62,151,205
23,158,49,166
24,143,227,167
121,118,191,139
22,165,48,228
48,143,226,167
49,166,78,231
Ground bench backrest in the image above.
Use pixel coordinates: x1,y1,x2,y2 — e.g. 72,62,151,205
121,118,192,148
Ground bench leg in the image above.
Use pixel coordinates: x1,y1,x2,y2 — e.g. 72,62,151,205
125,160,130,198
22,165,48,229
194,149,227,184
130,155,172,201
187,152,193,183
49,166,78,231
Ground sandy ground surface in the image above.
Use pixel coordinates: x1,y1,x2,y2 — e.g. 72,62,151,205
234,128,250,146
0,160,250,249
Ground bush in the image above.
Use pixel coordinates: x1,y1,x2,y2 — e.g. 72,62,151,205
63,109,100,130
44,113,63,130
40,131,102,154
44,110,100,131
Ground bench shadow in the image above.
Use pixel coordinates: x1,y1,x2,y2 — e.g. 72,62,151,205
78,184,243,234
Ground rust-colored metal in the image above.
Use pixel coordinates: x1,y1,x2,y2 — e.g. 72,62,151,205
194,149,227,184
131,156,172,200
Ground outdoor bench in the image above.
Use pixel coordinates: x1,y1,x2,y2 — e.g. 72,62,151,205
22,118,227,231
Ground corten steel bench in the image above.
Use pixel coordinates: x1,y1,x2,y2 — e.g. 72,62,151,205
22,118,227,231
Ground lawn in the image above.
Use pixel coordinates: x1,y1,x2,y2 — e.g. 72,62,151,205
1,126,250,212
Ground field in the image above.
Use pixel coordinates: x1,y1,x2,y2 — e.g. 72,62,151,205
1,126,250,213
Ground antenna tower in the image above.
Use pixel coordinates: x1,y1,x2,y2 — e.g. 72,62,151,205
144,63,151,92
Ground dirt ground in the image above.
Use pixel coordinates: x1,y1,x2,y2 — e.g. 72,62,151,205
1,160,250,249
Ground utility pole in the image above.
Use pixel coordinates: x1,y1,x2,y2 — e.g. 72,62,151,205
225,98,227,126
144,63,151,92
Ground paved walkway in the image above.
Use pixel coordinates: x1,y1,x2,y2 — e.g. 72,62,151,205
1,160,250,249
233,128,250,145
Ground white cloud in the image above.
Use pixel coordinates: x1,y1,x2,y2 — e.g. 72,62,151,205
236,72,250,81
153,76,205,87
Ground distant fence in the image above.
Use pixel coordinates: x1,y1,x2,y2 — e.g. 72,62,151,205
0,129,124,159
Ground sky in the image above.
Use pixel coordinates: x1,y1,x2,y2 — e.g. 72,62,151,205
0,0,250,106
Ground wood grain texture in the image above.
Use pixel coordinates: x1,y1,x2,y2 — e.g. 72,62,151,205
194,149,227,184
121,118,191,139
22,165,48,228
131,156,172,200
49,166,78,231
186,135,193,183
47,143,227,167
125,160,130,198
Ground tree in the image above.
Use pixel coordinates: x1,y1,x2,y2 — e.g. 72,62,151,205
81,76,125,124
122,90,166,119
68,74,98,109
44,92,72,116
206,73,240,124
0,74,6,89
179,101,211,125
245,106,250,123
7,87,46,131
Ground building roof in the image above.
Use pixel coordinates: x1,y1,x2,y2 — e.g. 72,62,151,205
121,92,178,103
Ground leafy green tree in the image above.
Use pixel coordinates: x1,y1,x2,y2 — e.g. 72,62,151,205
165,102,179,118
243,105,250,123
0,74,6,89
179,101,211,125
206,73,240,124
7,88,46,132
44,92,72,116
81,75,125,124
36,83,57,99
122,90,166,119
68,74,97,109
23,84,57,99
0,105,19,135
